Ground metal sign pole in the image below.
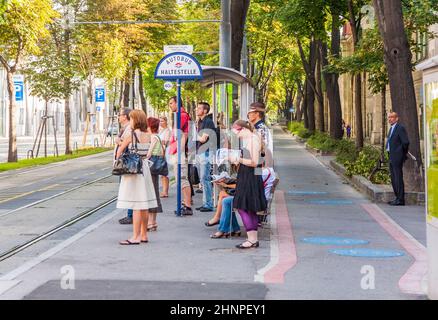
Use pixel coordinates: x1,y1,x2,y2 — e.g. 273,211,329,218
176,79,182,216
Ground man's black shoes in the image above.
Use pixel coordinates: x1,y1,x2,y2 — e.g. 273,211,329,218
389,199,405,206
175,206,193,216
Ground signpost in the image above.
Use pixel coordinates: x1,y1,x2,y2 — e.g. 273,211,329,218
155,51,202,216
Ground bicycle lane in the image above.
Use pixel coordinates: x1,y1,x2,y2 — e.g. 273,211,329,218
259,127,426,299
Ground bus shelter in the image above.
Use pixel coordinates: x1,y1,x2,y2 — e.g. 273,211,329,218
196,66,255,206
198,66,255,128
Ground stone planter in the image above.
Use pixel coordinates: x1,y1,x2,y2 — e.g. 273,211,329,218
329,160,424,206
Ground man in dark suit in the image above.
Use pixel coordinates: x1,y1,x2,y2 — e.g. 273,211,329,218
386,112,410,206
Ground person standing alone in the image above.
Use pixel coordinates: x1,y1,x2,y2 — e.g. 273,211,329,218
195,102,216,212
386,112,410,206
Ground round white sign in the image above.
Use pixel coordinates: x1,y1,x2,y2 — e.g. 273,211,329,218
164,81,173,91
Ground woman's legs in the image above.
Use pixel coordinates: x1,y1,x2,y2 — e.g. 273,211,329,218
207,190,228,225
160,176,169,197
217,196,240,234
130,210,143,242
149,174,161,230
237,209,259,247
140,210,149,241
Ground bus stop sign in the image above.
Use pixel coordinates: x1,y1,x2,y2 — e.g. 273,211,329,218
154,52,202,216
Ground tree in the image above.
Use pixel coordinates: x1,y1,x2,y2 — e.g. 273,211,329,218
230,0,250,71
347,0,367,148
0,0,58,162
373,0,424,191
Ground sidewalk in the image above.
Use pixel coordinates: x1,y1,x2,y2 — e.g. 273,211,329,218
0,126,428,300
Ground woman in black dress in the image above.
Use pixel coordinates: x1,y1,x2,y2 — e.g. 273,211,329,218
229,120,267,249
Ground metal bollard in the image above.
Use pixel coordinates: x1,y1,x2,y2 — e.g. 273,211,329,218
94,138,99,147
73,142,78,153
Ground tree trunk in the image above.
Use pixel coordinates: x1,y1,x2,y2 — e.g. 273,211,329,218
6,71,17,162
374,0,423,191
303,81,309,128
298,38,317,132
138,68,147,115
64,98,72,155
230,0,250,71
295,86,303,122
316,43,324,132
123,75,130,109
348,0,364,148
321,15,343,139
354,73,364,148
64,25,72,155
381,86,386,155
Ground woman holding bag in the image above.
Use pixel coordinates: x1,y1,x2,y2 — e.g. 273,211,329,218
146,117,167,231
116,110,157,245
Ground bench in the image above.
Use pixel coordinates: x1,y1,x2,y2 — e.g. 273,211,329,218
257,176,280,224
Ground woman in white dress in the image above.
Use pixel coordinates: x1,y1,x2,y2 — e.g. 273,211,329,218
116,110,158,245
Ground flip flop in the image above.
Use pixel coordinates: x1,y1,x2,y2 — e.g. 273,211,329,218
119,239,140,245
141,240,149,243
160,194,169,198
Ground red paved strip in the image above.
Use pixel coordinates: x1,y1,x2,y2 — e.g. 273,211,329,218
361,203,427,295
263,190,297,283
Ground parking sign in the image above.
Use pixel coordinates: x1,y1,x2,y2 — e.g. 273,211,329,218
14,81,24,102
95,88,105,102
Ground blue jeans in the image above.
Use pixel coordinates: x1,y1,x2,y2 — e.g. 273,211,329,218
218,196,240,233
198,152,213,209
127,209,133,218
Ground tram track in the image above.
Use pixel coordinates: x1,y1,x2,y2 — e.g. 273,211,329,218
0,173,113,219
0,196,118,262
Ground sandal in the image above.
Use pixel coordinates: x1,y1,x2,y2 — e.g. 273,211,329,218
235,240,259,249
160,193,168,198
205,220,219,227
210,232,230,239
147,224,158,231
230,231,241,237
119,239,140,245
141,239,149,243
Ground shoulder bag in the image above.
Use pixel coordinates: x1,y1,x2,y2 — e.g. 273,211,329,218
149,135,169,176
112,131,143,176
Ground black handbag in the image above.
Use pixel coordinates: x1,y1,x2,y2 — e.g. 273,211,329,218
188,163,200,185
112,132,143,176
149,135,169,176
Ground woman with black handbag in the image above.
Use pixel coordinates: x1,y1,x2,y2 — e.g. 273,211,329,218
116,110,157,245
146,117,167,231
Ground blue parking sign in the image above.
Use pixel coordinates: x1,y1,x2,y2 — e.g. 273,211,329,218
14,81,24,102
95,88,105,102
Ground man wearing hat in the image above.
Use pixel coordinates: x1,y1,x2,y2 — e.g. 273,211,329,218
247,102,273,167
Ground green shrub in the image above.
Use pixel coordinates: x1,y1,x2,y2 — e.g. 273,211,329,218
307,131,338,152
287,121,311,139
335,139,358,165
343,145,390,184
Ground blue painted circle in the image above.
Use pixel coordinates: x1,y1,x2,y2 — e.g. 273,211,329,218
307,199,353,205
301,237,369,246
288,191,328,195
329,248,405,258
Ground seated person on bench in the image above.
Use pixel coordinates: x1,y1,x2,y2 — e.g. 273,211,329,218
210,167,276,239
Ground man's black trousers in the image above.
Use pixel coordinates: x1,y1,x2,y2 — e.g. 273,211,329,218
389,161,405,202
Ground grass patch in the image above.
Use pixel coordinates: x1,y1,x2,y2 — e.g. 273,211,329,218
0,147,112,172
